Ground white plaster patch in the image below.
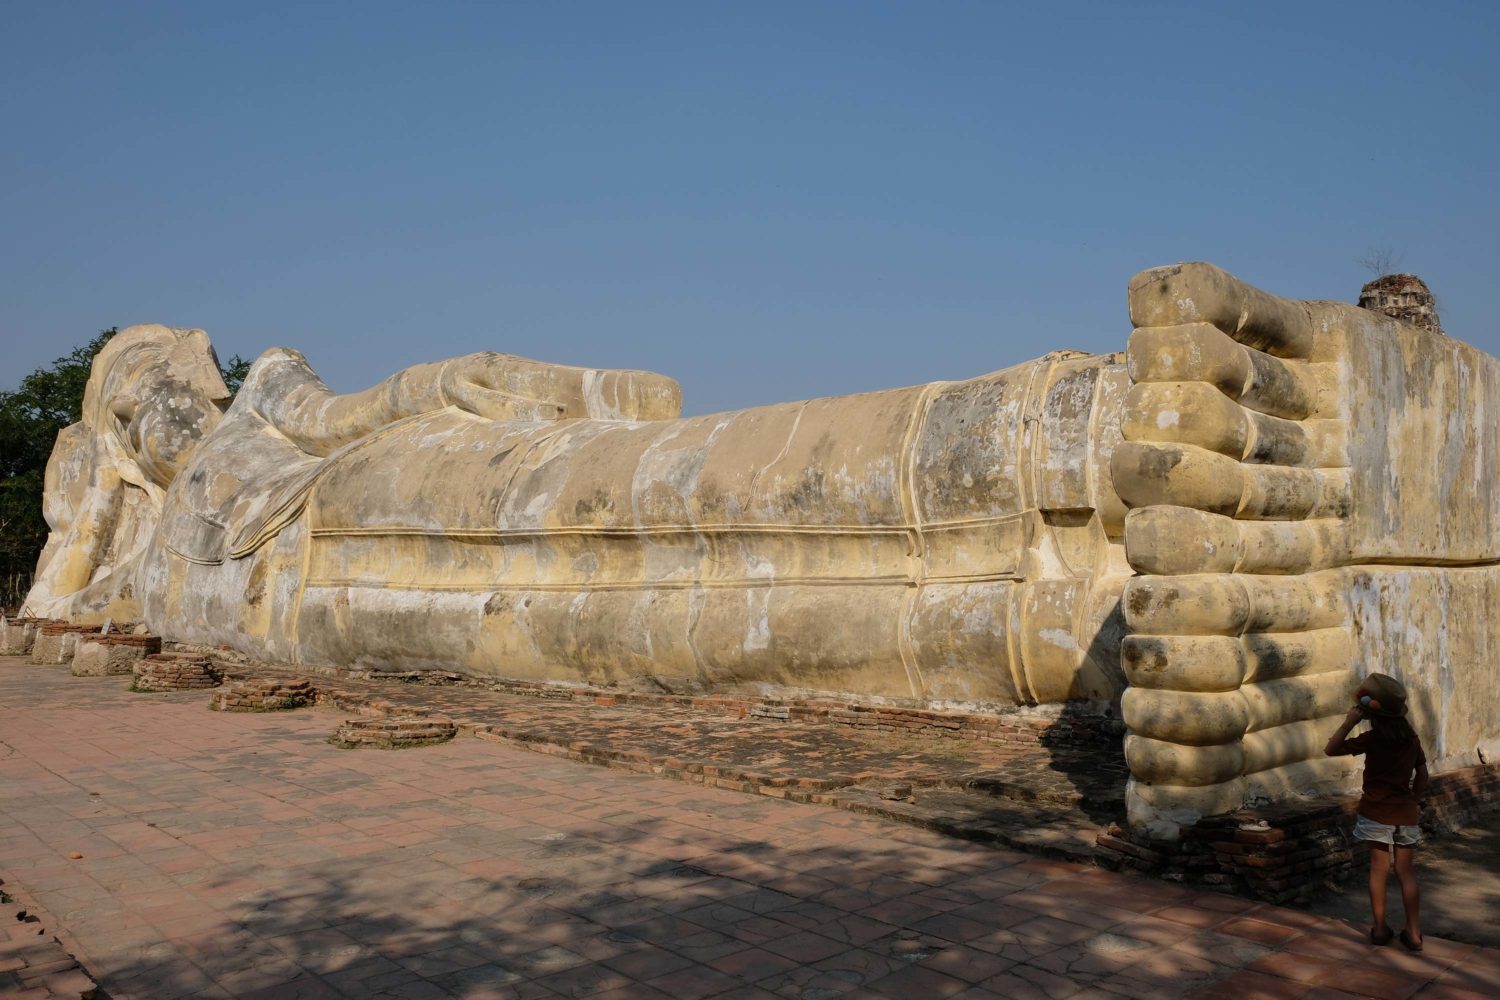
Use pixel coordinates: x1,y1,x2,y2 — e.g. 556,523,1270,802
524,492,553,520
1039,627,1077,650
582,370,626,421
744,602,771,651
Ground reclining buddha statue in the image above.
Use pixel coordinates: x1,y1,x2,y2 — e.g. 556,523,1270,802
24,262,1500,836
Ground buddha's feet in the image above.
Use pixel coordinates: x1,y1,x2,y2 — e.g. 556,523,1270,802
1112,262,1500,837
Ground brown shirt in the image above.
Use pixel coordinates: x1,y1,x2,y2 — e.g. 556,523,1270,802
1345,731,1426,826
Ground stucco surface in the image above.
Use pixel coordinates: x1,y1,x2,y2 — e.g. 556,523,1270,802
20,262,1500,835
141,350,1131,708
1114,265,1500,835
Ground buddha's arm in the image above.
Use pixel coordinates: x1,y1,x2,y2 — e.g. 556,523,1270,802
246,349,682,456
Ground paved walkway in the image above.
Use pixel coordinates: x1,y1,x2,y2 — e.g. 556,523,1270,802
1,658,1498,1000
1300,825,1500,949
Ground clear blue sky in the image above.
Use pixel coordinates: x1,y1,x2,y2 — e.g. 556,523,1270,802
3,2,1496,414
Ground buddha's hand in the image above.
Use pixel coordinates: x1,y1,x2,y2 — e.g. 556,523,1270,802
436,351,682,422
436,352,570,422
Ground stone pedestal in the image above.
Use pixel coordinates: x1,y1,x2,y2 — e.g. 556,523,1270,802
330,716,457,749
71,634,163,676
31,623,102,665
0,616,44,655
209,677,314,711
131,654,223,692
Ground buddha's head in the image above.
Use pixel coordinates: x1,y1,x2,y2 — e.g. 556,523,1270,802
85,325,232,488
23,326,232,620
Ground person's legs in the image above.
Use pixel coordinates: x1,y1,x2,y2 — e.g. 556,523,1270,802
1368,843,1392,939
1394,844,1421,945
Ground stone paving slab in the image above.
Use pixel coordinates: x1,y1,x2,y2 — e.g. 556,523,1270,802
0,880,98,998
3,658,1499,1000
1298,824,1500,950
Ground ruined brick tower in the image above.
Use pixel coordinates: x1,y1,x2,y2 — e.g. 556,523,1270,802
1359,273,1444,335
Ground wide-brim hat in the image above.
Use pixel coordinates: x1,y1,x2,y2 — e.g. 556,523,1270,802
1356,673,1408,718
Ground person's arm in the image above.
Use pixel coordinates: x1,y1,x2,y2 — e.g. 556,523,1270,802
1412,751,1430,798
1324,705,1366,756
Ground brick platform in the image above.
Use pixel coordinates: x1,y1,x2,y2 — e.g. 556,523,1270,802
69,634,161,677
1098,763,1500,903
130,653,222,692
208,676,314,711
29,624,101,666
341,668,1125,755
330,715,457,749
202,663,1129,866
176,646,1126,758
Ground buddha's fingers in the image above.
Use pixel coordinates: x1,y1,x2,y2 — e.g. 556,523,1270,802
1127,262,1315,360
444,378,569,422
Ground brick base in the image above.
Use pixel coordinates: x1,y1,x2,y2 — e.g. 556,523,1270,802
132,654,223,692
1098,762,1500,902
166,641,1126,757
329,670,1126,756
208,677,313,712
330,716,457,749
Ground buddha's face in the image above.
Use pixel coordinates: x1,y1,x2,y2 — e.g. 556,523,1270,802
98,327,231,487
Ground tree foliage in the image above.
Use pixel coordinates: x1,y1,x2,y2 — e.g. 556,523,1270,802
220,354,252,396
0,332,250,606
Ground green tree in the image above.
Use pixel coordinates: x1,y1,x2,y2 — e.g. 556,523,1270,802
220,354,252,395
0,332,251,607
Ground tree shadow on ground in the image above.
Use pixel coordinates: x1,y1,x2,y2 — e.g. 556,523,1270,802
79,794,1229,1000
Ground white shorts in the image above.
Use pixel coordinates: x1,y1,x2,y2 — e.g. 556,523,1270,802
1354,814,1422,847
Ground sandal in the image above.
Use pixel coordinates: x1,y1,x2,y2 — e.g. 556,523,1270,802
1400,928,1424,952
1371,924,1394,946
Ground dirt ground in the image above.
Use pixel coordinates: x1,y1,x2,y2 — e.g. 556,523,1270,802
1298,825,1500,948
